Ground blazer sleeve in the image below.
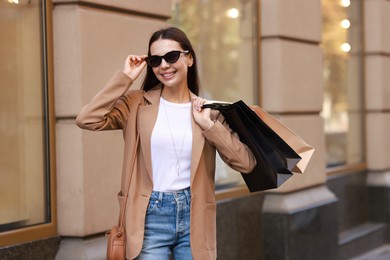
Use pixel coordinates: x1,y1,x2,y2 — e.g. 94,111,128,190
202,117,257,174
76,71,141,131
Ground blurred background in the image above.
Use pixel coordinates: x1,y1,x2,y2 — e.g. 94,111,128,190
1,0,389,259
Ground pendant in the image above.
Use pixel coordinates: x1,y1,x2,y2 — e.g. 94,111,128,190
176,162,181,176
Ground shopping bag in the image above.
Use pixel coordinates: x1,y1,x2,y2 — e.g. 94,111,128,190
203,100,314,192
250,106,315,174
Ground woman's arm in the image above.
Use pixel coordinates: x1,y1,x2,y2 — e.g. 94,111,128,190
203,118,257,174
76,71,137,131
76,55,147,131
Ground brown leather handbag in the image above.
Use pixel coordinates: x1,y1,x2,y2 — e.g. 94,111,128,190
106,225,126,260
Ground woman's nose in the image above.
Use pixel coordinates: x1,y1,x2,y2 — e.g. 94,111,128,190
160,58,170,68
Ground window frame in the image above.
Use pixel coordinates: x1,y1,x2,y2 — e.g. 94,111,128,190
0,0,57,247
215,0,262,200
323,0,367,177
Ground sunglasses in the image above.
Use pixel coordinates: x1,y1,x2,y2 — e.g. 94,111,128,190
145,50,190,67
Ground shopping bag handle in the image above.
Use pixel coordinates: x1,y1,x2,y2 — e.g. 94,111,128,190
202,102,233,110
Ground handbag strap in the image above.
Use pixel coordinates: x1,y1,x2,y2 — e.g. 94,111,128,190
117,132,139,228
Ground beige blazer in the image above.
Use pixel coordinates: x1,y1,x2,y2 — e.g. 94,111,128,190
76,71,256,260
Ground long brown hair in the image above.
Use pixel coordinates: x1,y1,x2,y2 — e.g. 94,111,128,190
141,27,200,95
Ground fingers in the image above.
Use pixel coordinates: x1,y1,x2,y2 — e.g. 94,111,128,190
128,55,147,67
123,54,148,82
192,97,207,112
192,97,214,130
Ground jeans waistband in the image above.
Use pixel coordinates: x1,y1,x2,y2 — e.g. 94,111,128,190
150,187,191,201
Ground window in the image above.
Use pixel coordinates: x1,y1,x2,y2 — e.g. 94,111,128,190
169,0,259,189
0,0,56,246
321,0,364,168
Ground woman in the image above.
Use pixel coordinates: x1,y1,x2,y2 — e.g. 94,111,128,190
76,27,256,260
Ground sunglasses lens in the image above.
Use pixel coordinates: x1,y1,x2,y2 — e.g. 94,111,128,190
146,56,161,67
164,51,181,64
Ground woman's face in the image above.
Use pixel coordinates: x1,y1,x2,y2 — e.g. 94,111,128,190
149,39,193,90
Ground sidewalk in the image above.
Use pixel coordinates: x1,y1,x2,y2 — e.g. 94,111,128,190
351,244,390,260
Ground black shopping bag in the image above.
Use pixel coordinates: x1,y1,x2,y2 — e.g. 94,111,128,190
203,100,302,192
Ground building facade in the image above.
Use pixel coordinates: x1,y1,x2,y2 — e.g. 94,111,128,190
0,0,389,259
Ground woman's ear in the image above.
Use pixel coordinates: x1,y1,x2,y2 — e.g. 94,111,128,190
187,54,194,67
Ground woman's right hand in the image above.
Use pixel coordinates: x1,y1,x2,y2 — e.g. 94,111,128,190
122,55,148,82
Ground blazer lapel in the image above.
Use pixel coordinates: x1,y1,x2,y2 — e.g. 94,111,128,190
190,92,205,185
138,86,162,182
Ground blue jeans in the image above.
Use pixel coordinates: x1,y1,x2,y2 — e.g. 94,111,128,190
136,187,193,260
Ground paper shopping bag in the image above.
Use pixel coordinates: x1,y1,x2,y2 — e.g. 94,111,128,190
203,100,314,192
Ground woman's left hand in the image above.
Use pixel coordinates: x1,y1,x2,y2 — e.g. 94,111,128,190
192,97,214,130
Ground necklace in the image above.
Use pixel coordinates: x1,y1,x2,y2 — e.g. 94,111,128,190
162,98,191,176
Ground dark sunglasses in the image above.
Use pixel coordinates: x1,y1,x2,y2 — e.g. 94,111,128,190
145,50,190,67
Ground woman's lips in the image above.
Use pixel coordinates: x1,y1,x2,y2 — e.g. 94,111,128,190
161,71,176,79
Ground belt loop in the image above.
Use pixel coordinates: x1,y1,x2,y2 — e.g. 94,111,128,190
183,187,191,207
158,191,163,208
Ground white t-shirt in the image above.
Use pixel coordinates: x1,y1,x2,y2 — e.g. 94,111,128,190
150,97,192,192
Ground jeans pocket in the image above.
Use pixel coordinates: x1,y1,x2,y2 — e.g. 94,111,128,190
146,199,159,214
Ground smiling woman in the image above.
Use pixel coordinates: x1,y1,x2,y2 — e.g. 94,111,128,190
76,27,256,259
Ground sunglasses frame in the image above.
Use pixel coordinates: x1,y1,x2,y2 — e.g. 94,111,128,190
146,50,190,67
